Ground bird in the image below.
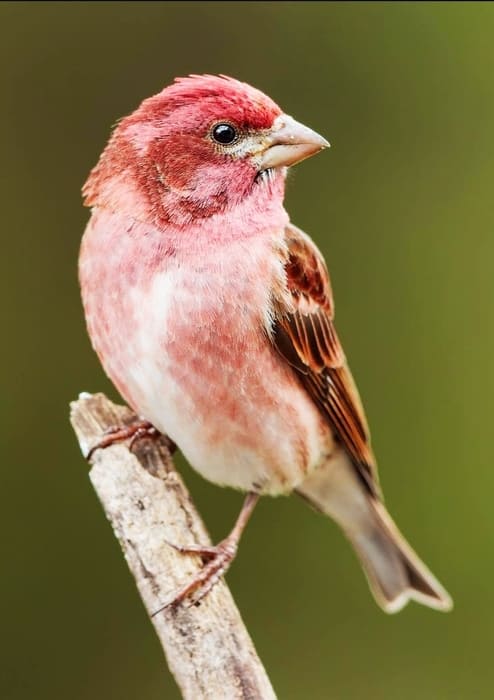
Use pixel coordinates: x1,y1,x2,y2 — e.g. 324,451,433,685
79,74,452,613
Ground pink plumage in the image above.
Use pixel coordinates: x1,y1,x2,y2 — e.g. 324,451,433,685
80,75,452,613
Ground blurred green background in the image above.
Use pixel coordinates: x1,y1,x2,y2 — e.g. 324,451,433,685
2,2,493,698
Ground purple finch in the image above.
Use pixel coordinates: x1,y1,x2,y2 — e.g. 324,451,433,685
79,75,452,613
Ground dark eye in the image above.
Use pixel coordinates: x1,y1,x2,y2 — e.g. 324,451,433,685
212,123,237,145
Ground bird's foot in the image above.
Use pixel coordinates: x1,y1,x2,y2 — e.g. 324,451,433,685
86,419,173,460
152,492,259,614
158,537,239,611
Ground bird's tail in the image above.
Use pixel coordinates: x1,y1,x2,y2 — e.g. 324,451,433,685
297,451,452,613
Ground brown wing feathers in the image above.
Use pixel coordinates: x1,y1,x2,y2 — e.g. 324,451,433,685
272,224,379,496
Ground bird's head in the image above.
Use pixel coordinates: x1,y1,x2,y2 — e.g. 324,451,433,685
83,74,329,229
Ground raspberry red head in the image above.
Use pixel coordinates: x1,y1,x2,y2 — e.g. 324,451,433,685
83,74,327,229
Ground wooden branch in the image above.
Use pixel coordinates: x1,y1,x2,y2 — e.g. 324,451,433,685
70,392,276,700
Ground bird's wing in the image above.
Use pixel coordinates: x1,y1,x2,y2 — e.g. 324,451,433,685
270,223,380,496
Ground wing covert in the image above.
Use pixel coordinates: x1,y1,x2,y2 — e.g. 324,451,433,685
272,224,379,495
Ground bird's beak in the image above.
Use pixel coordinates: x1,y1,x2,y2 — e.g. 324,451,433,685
258,114,330,171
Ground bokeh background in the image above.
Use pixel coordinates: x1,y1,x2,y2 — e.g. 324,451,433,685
2,2,493,698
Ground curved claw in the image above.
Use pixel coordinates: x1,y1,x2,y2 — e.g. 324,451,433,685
86,419,160,460
164,539,221,563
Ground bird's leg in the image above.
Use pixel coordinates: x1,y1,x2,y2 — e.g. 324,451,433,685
86,418,175,460
157,492,260,611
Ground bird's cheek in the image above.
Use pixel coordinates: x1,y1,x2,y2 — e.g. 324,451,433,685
147,135,205,191
159,155,196,191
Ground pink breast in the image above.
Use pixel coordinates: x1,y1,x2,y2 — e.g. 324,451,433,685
80,208,331,492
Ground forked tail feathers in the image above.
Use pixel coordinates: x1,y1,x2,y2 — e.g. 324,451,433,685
297,450,452,613
349,498,452,613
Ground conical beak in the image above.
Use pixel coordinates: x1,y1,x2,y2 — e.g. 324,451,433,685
258,114,330,170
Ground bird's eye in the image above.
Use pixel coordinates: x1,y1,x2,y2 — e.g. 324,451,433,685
212,123,238,145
